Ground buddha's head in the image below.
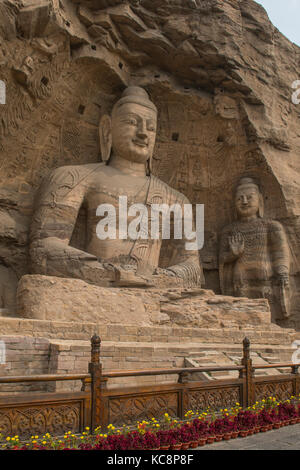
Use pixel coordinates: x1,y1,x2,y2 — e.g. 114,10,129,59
234,177,264,219
99,86,157,172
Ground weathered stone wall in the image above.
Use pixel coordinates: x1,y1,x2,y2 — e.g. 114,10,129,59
0,320,299,393
0,335,53,393
16,274,272,328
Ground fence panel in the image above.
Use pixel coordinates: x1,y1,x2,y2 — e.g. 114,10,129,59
253,375,296,402
102,384,180,427
183,380,243,414
0,392,90,439
0,335,299,440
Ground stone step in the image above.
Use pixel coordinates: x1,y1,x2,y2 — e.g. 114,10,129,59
1,330,298,392
184,346,291,380
0,317,298,345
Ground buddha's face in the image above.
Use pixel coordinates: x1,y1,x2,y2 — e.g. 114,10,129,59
111,102,157,164
235,185,260,218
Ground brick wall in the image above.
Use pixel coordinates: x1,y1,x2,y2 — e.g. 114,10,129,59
0,336,53,394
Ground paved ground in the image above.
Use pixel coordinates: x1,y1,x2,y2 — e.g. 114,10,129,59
198,424,300,450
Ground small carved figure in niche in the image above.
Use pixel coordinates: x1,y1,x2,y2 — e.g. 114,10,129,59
30,86,203,288
12,56,34,86
214,89,239,147
219,177,290,321
214,88,239,120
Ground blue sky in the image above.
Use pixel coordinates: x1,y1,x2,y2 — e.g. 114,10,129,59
255,0,300,46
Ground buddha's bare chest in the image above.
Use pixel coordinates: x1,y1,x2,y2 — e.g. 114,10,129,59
85,175,150,213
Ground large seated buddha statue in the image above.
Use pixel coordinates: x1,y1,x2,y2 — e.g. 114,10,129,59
29,86,203,288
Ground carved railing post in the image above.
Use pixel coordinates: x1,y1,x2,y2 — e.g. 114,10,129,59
178,371,189,418
178,371,189,384
89,334,102,432
240,337,254,407
292,365,299,374
292,364,300,396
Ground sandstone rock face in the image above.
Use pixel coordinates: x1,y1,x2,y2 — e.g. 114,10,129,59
17,274,271,328
17,274,151,324
0,0,300,328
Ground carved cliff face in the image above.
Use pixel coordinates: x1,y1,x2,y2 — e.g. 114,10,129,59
235,185,260,219
1,0,300,327
111,102,157,165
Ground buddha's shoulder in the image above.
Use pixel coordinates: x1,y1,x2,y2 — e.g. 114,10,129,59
250,217,284,232
45,163,105,185
263,218,285,232
221,218,284,235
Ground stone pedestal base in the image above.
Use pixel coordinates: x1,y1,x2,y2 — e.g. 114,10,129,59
0,274,298,394
17,275,272,328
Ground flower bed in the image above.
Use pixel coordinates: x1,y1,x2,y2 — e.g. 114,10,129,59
1,395,300,450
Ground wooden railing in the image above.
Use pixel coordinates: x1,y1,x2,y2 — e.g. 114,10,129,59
0,336,299,440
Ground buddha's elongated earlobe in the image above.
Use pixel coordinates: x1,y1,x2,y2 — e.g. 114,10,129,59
258,192,264,218
146,156,152,176
99,114,112,163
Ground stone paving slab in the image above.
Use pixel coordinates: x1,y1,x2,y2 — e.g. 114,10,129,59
198,424,300,450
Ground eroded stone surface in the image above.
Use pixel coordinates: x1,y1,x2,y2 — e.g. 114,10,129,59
17,274,271,328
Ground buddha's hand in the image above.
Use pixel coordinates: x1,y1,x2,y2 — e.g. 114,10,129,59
154,267,176,277
228,233,244,257
80,260,116,284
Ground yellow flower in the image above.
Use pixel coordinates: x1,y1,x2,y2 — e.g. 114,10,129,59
6,437,10,441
